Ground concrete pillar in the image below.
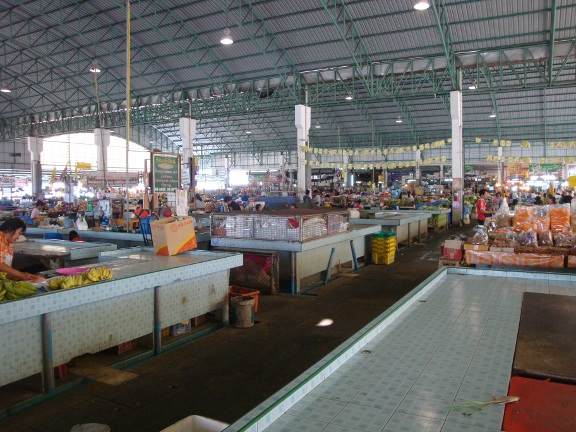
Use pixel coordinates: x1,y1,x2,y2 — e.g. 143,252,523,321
224,157,230,189
440,164,444,179
179,118,197,191
94,128,111,176
295,105,311,194
27,137,43,198
450,90,464,224
384,169,388,187
415,150,421,182
497,147,503,186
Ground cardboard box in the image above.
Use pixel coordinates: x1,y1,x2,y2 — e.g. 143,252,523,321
463,244,490,251
150,216,197,256
443,240,463,260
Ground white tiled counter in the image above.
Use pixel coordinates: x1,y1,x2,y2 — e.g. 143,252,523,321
350,212,431,247
212,225,379,293
0,248,242,391
226,268,576,432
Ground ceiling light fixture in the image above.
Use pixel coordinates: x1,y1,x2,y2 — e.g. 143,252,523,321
220,28,233,45
220,0,233,45
468,80,477,90
315,122,321,129
489,111,497,118
244,129,252,134
0,85,10,93
395,116,403,123
89,61,101,73
414,0,430,11
345,92,353,100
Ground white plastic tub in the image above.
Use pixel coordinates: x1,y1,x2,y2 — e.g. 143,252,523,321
160,415,229,432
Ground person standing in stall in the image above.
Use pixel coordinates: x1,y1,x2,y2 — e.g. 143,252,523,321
476,189,493,226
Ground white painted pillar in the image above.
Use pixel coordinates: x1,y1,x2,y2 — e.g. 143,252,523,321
415,150,421,182
451,91,464,224
94,128,111,174
342,154,348,188
27,137,43,198
295,105,311,194
179,118,197,190
384,169,388,187
440,164,444,179
497,147,503,186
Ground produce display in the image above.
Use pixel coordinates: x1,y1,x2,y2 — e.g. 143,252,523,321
0,273,37,301
48,266,113,290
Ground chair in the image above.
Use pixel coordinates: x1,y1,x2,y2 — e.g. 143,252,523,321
139,216,152,246
44,233,64,240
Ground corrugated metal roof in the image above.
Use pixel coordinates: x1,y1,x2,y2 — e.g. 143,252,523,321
1,0,575,156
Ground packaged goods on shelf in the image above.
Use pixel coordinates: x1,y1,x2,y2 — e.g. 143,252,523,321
514,206,535,232
549,204,571,233
519,230,538,247
537,230,553,247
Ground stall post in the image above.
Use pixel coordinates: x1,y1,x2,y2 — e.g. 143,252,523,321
295,104,311,195
27,136,43,199
450,90,464,225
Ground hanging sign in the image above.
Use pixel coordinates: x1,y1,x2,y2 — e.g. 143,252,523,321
152,152,181,192
529,163,562,175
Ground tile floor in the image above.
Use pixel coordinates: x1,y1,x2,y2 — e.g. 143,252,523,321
232,270,576,432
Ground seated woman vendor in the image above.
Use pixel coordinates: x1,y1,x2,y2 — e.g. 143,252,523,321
0,218,44,281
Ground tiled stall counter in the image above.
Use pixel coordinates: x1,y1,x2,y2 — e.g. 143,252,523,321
210,209,379,292
0,248,242,391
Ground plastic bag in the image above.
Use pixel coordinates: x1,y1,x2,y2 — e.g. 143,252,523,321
494,214,511,228
471,230,489,245
76,215,89,231
496,200,510,216
537,230,553,247
513,206,534,232
549,204,571,232
532,206,550,231
519,229,538,247
554,233,572,247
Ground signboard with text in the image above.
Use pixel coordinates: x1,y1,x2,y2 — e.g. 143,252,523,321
152,152,181,193
82,172,140,187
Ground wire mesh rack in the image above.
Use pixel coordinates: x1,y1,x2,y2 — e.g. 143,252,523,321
211,209,350,243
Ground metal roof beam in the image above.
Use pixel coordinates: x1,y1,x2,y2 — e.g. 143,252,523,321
549,0,557,86
214,0,300,102
430,0,457,89
319,0,373,97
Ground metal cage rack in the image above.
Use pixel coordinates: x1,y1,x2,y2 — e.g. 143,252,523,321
211,209,350,243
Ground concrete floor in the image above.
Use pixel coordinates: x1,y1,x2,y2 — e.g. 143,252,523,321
0,225,471,432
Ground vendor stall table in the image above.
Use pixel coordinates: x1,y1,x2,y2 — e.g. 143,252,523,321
225,267,576,432
212,225,378,293
0,248,242,393
13,239,117,270
25,227,211,250
350,211,431,247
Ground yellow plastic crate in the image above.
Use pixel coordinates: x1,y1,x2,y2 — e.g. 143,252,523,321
373,252,395,265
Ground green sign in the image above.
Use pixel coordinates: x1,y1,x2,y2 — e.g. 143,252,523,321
529,163,562,174
152,153,181,192
465,164,475,173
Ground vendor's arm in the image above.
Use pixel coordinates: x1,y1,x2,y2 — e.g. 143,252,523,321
0,262,43,281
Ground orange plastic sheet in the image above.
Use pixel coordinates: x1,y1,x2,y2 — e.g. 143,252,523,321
568,256,576,269
465,250,564,268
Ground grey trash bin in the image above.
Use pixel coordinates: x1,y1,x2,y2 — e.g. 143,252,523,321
230,296,255,328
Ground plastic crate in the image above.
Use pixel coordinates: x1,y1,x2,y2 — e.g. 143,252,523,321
229,286,260,313
373,252,395,265
116,339,137,355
